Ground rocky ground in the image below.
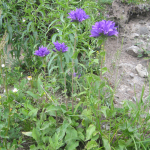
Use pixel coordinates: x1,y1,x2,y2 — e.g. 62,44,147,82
105,0,150,107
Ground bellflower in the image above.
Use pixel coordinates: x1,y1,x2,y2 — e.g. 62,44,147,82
73,72,81,79
90,20,118,37
53,41,68,53
68,8,90,22
34,46,50,57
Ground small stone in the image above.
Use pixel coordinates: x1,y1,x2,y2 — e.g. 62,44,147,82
135,64,148,78
126,46,142,57
126,88,134,96
132,96,136,102
130,33,139,39
139,26,149,35
129,73,134,78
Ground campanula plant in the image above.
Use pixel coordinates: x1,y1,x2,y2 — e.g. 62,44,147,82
90,20,118,110
34,46,50,73
53,41,68,110
68,8,90,112
68,8,90,22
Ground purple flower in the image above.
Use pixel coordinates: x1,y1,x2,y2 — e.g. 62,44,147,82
78,74,81,79
90,20,118,37
73,72,77,77
34,46,50,57
74,72,81,79
68,8,90,22
53,41,68,53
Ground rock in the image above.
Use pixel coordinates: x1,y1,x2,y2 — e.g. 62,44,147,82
126,46,142,57
126,88,134,96
130,33,139,39
135,64,148,78
139,26,149,35
129,73,134,78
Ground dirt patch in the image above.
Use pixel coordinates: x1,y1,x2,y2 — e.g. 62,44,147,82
104,0,150,107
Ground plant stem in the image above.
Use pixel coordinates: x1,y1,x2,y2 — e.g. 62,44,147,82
72,28,77,112
4,71,9,149
60,56,67,110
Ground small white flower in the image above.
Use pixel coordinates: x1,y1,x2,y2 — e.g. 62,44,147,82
27,76,32,81
76,98,80,101
13,88,18,93
4,89,6,93
1,64,5,68
22,18,26,22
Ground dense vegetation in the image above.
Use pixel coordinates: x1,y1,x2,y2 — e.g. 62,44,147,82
0,0,150,149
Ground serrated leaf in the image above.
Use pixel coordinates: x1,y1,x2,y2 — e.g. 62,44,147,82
86,140,99,150
65,126,78,142
65,141,79,150
86,124,96,141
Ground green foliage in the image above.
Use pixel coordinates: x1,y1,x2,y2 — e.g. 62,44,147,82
0,0,150,149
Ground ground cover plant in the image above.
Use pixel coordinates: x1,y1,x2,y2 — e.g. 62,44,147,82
0,0,150,150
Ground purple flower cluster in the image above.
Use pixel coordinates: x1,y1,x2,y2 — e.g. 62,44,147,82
73,72,81,79
68,8,90,22
34,46,50,57
90,20,118,37
53,41,68,53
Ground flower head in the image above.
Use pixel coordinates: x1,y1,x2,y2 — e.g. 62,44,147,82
1,64,5,68
90,20,118,37
73,72,81,79
27,76,32,81
53,41,68,53
34,46,50,57
68,8,90,22
13,88,18,93
73,72,77,77
22,18,26,22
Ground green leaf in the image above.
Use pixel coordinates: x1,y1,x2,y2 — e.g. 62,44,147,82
74,101,83,114
46,105,59,116
69,33,74,43
20,78,27,88
60,13,64,22
22,131,32,137
27,21,32,31
65,141,79,150
52,33,59,43
86,140,99,150
58,120,70,140
86,124,96,141
37,76,43,95
77,131,85,141
100,106,109,118
100,51,105,57
48,66,58,76
26,91,39,99
102,67,108,75
28,108,38,117
118,140,126,150
46,19,58,35
102,137,111,150
65,126,78,142
32,128,40,142
71,51,79,59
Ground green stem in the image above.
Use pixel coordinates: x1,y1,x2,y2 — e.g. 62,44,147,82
60,56,67,110
72,27,77,112
4,71,9,148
